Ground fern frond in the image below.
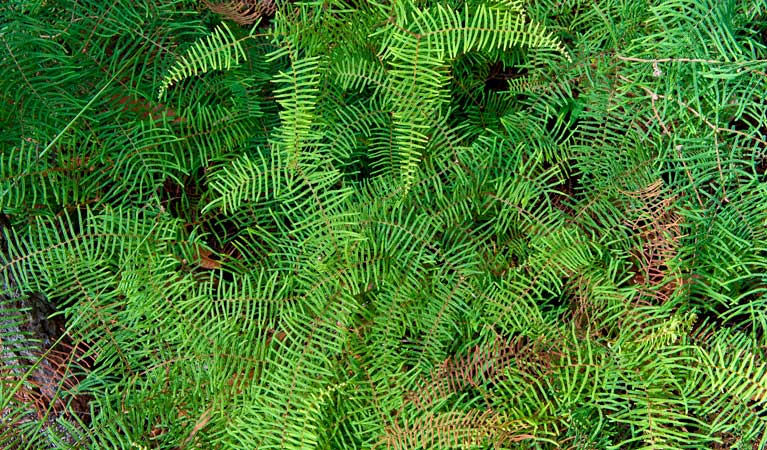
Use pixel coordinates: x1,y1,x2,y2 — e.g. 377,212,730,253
378,1,570,190
159,22,248,99
205,0,276,25
203,151,280,215
689,326,767,446
378,410,541,450
270,54,325,167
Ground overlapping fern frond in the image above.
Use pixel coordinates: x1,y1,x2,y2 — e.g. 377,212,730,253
3,0,767,448
159,22,248,98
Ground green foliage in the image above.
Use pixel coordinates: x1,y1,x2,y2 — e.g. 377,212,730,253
1,0,767,448
158,22,248,99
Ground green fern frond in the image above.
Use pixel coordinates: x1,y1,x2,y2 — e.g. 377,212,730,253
270,54,325,167
159,22,248,99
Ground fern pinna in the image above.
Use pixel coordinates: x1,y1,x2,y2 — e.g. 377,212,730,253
2,0,767,448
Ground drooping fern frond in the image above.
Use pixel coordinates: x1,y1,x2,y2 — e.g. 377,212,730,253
378,2,570,190
159,22,248,99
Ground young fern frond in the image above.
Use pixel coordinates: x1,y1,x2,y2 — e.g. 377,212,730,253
270,54,325,167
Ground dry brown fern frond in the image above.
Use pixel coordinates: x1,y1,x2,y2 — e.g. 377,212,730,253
623,179,687,304
378,409,537,450
9,339,92,425
406,336,556,411
1,335,91,448
204,0,276,25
